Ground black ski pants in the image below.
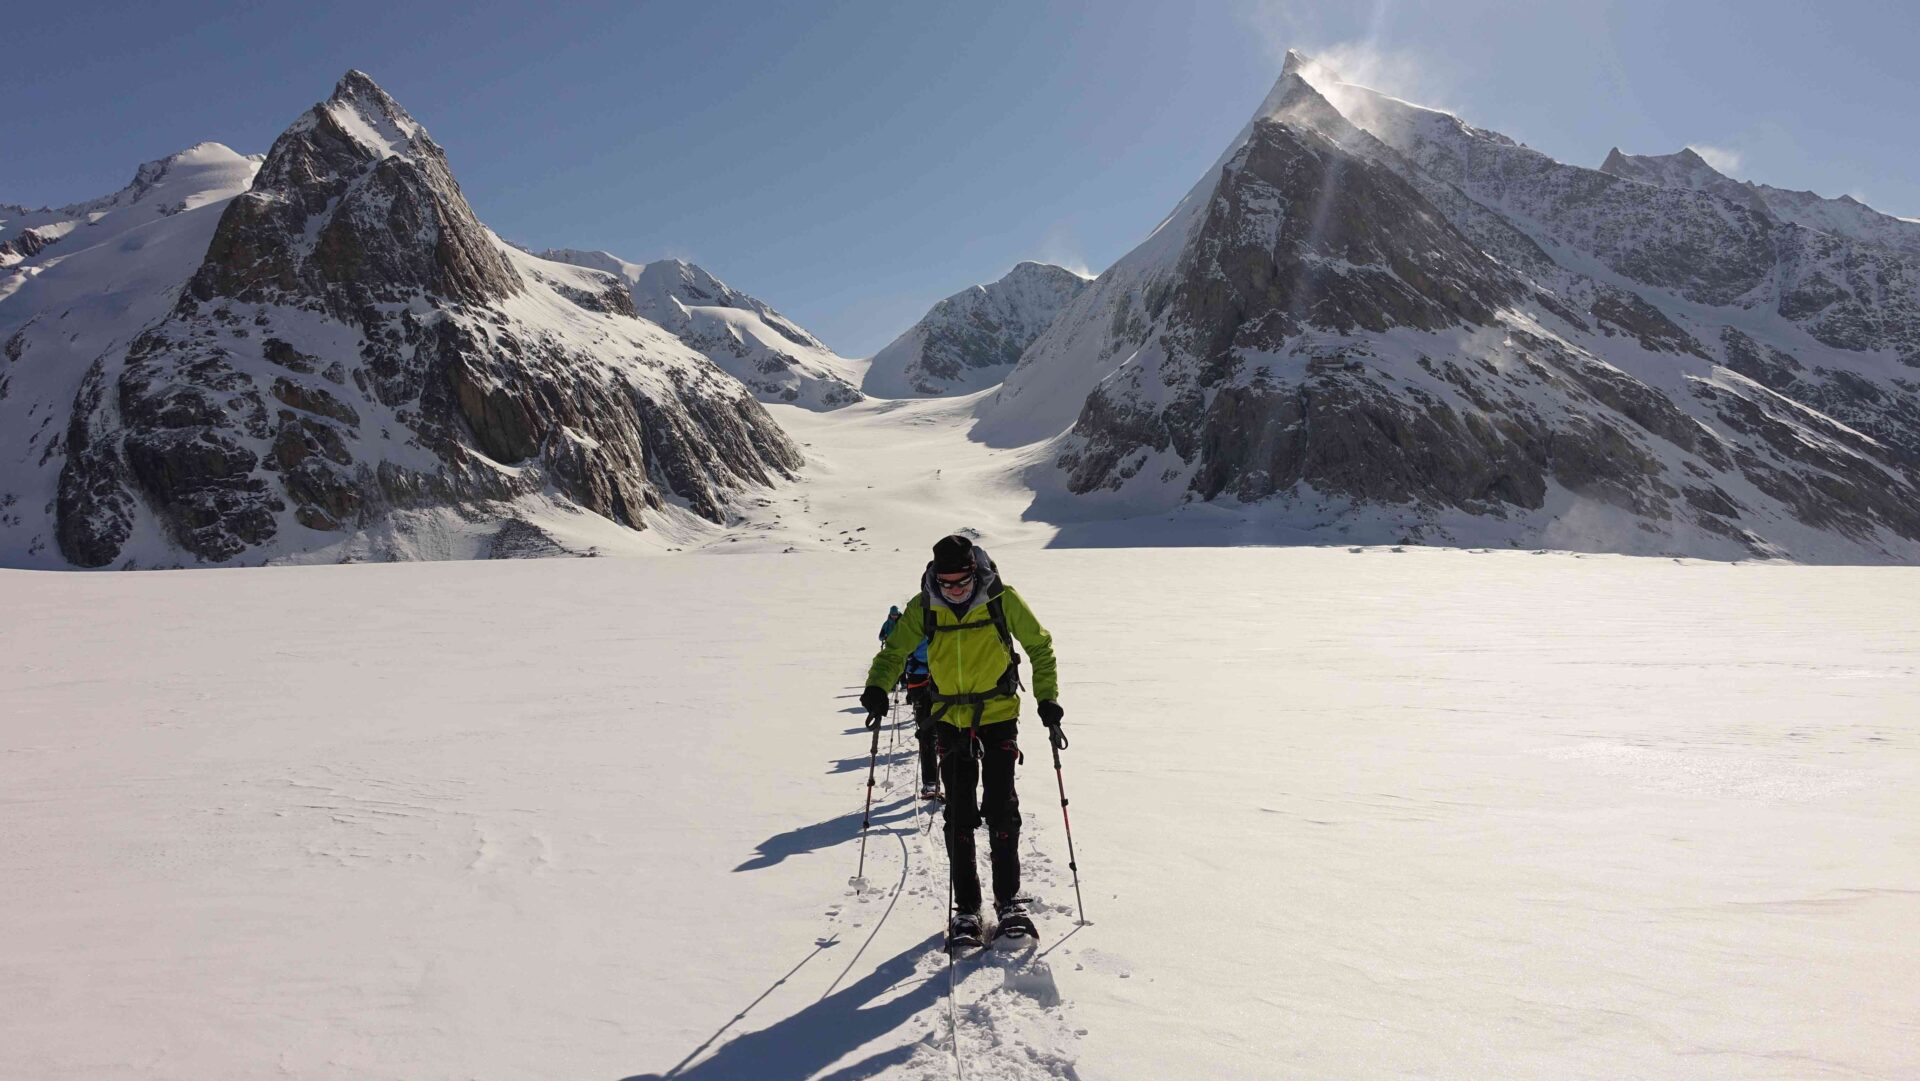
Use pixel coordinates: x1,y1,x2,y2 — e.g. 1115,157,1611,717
936,718,1021,914
909,684,937,787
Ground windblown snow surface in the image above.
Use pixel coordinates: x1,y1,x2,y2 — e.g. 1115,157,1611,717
4,497,1917,1077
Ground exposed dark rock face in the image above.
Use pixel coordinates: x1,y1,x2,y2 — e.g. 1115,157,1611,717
0,228,59,263
1056,111,1638,517
487,517,594,559
1773,231,1920,364
1009,59,1920,561
1718,328,1920,466
53,360,138,567
919,265,1089,380
189,72,522,313
1602,146,1920,263
865,261,1089,397
1587,288,1709,357
1164,119,1521,373
52,71,801,567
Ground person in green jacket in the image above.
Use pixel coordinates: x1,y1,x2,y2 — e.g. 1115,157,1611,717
862,534,1065,946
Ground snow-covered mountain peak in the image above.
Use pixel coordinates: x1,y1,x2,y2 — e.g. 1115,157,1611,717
1602,145,1737,185
1599,146,1769,215
979,54,1920,562
2,73,808,568
633,258,767,317
535,247,632,278
536,248,861,409
315,69,429,161
1006,259,1086,282
208,71,522,309
256,69,437,200
1600,144,1920,259
862,261,1089,398
1283,62,1520,167
2,142,258,270
1278,48,1333,82
6,141,251,220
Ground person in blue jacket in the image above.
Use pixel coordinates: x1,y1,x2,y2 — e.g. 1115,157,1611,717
880,604,940,799
904,637,939,799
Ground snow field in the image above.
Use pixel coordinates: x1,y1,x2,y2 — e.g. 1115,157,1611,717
3,549,1917,1079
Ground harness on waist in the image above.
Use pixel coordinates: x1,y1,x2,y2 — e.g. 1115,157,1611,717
922,588,1024,728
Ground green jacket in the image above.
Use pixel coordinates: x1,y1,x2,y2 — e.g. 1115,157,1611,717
867,585,1057,729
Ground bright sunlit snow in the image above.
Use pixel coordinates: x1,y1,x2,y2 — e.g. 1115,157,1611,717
4,545,1915,1080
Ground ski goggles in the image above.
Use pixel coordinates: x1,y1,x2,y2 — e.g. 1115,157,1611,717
935,572,974,592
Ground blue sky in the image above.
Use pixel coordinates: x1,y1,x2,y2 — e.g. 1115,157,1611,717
8,0,1917,356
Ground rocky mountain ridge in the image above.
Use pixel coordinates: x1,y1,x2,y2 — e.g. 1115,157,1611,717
538,249,862,409
3,72,802,568
1600,147,1920,262
863,261,1089,397
980,51,1920,563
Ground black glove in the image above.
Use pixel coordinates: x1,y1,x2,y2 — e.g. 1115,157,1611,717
860,685,890,725
1037,700,1067,749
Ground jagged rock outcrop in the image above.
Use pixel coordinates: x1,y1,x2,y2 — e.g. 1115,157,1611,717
1601,147,1920,262
538,250,862,410
864,262,1089,397
1313,71,1920,367
3,143,264,567
982,53,1920,562
24,72,800,568
0,227,59,264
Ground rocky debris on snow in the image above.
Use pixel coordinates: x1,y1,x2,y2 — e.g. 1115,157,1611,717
486,518,598,559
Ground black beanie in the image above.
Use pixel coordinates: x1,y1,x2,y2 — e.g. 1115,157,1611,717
932,534,975,573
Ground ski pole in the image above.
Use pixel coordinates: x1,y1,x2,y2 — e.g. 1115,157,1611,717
1046,726,1088,925
854,711,882,889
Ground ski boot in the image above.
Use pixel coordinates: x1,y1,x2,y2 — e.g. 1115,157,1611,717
991,898,1038,946
919,782,943,802
945,910,984,953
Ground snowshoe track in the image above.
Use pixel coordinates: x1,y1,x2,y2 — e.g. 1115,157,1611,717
818,710,1084,1079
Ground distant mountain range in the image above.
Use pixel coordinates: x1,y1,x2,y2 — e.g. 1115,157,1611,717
7,58,1920,566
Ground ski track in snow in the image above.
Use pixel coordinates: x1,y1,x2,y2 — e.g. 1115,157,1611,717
798,698,1085,1081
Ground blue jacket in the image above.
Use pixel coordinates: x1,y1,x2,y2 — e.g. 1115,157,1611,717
883,606,929,678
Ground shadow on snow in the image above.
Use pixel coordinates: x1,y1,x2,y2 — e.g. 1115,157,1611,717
733,799,918,872
622,935,943,1081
